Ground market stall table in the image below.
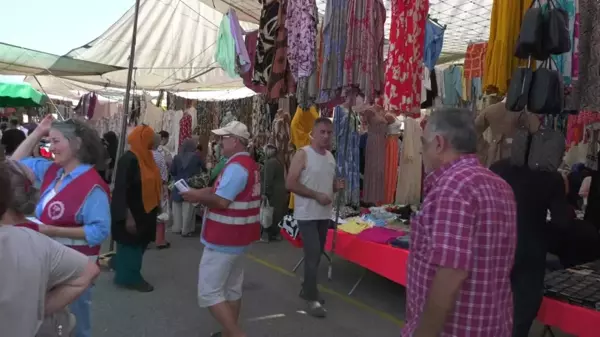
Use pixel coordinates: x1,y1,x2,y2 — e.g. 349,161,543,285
322,229,600,336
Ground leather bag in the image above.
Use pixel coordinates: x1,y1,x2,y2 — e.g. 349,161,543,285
545,0,571,55
515,0,548,60
510,112,532,167
527,128,566,172
528,59,563,115
506,67,533,112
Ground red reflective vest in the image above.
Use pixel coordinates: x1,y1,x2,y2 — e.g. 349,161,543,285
39,164,110,258
203,153,261,246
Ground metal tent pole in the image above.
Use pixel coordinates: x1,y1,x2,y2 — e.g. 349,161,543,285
107,0,141,255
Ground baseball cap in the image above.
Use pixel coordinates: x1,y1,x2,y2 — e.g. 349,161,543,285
211,121,250,140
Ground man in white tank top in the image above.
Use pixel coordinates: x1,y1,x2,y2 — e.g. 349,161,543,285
286,117,344,318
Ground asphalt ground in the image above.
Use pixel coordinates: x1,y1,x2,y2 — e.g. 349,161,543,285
92,233,573,337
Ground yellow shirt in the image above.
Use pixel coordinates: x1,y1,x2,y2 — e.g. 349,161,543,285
289,105,319,209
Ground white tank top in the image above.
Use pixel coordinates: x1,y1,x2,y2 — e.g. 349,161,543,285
294,146,336,221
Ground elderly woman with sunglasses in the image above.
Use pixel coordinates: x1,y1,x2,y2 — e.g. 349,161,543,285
11,115,111,337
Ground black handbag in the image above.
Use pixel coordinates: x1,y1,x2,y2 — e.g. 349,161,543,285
528,58,564,115
515,0,548,60
506,66,533,112
545,0,571,55
510,112,532,167
527,128,566,172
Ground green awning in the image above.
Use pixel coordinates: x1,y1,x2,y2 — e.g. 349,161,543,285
0,43,124,77
0,82,47,107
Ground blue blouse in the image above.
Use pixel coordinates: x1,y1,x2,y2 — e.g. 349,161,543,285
21,158,111,246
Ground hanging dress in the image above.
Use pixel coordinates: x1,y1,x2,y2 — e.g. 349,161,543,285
267,0,296,100
253,0,280,85
484,0,531,95
383,0,429,115
363,114,386,205
343,0,386,104
318,0,349,104
577,0,600,111
384,120,401,204
334,106,360,206
395,118,422,205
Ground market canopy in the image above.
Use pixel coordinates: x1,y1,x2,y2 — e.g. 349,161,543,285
0,43,125,76
44,0,257,91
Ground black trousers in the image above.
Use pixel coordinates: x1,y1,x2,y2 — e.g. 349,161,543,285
511,260,546,337
298,220,330,302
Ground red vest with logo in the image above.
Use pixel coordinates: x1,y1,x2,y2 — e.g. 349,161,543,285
39,164,110,257
203,154,261,246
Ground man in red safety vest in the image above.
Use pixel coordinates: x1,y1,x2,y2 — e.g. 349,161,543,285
181,121,259,337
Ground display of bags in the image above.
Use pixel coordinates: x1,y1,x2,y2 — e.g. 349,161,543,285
510,112,566,172
515,0,572,60
506,67,533,112
528,59,564,114
515,0,547,60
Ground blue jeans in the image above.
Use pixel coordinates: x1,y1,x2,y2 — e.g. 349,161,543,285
69,286,92,337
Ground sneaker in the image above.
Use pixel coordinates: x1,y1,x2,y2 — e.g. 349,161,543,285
299,289,325,305
306,301,327,318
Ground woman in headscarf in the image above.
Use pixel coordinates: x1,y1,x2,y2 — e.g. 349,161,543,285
170,137,206,237
0,160,100,337
10,115,111,337
111,125,161,292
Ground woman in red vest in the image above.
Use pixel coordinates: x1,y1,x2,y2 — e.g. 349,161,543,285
11,115,111,337
111,125,162,292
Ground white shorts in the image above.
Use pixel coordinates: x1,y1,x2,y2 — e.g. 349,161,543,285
197,247,244,308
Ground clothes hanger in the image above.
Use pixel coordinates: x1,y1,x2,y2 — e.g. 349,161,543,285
427,15,447,30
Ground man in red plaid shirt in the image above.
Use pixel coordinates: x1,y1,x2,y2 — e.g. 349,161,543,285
403,108,517,337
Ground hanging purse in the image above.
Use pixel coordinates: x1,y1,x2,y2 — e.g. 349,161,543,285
505,64,533,112
510,112,533,167
515,0,548,60
544,0,571,55
527,128,566,172
259,176,274,229
528,58,564,115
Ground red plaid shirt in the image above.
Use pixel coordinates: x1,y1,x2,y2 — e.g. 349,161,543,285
402,155,517,337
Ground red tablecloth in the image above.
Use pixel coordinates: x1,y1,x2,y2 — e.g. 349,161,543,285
325,229,600,336
325,229,408,286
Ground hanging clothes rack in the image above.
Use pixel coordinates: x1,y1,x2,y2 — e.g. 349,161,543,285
427,15,447,30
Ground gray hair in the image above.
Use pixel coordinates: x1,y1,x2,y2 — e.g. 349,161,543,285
6,160,38,215
427,108,477,154
264,144,278,158
51,119,106,167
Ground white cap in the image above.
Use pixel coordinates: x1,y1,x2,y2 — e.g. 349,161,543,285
211,121,250,140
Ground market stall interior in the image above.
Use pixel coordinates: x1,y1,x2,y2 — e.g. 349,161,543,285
3,0,600,335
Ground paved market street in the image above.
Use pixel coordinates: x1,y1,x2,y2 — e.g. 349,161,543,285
92,233,571,337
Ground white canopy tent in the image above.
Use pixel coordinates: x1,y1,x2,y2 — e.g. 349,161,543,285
29,0,257,93
27,0,492,95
